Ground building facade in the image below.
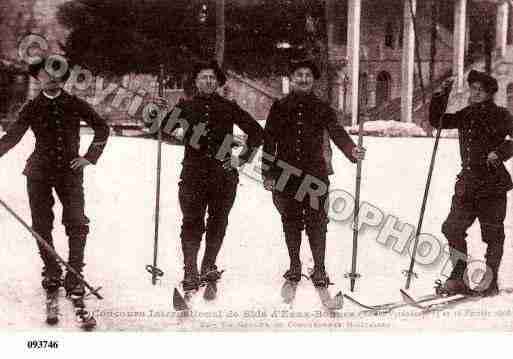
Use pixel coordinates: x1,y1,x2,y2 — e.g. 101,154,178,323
2,0,513,128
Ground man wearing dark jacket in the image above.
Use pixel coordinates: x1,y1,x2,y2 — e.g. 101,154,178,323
430,70,513,296
262,59,365,288
0,58,109,298
158,60,264,291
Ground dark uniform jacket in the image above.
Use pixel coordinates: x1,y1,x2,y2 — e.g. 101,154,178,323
430,93,513,193
165,93,264,179
0,91,109,181
262,92,356,182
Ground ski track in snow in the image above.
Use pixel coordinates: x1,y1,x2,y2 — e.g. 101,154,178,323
0,133,512,331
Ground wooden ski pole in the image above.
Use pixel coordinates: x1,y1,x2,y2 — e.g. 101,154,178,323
0,198,103,299
346,75,367,292
403,80,453,289
403,123,442,289
146,64,165,285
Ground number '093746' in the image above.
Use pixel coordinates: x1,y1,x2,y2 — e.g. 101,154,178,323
27,340,59,349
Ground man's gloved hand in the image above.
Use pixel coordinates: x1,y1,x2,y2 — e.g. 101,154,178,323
352,146,366,161
263,178,275,191
487,151,501,169
434,77,455,97
222,155,249,171
70,157,92,171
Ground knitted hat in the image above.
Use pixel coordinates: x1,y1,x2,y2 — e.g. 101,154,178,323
467,70,498,94
190,59,227,86
289,58,321,79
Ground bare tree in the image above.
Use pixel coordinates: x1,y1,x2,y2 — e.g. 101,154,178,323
325,0,336,104
216,0,225,66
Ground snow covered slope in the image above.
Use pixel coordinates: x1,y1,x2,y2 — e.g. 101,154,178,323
0,133,512,331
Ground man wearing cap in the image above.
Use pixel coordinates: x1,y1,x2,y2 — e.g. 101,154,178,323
430,70,513,296
158,60,264,291
261,59,366,288
0,58,109,298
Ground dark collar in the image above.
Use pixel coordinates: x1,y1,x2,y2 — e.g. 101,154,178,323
469,99,496,111
194,92,221,102
34,90,71,108
287,91,318,105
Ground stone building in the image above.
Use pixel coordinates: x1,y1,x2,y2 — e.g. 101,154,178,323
2,0,513,128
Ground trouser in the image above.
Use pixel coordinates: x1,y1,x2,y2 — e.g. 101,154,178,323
27,176,89,286
442,189,507,285
179,171,238,275
272,177,330,271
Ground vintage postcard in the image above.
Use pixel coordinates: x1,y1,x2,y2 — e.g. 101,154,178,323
1,1,513,352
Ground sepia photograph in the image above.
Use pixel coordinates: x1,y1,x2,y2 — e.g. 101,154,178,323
0,0,513,355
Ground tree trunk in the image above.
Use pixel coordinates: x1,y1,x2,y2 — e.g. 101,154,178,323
325,0,336,105
429,0,437,83
216,0,225,66
484,19,493,74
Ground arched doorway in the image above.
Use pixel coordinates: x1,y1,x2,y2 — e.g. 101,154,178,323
375,71,392,107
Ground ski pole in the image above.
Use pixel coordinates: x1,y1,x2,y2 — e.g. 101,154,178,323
0,198,103,299
146,64,165,285
403,80,453,289
346,75,367,292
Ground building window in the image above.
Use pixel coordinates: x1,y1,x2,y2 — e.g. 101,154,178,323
376,71,392,107
508,7,513,45
385,21,394,48
398,17,404,48
359,73,368,109
507,83,513,113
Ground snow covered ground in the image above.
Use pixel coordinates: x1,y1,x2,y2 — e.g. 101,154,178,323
0,132,512,332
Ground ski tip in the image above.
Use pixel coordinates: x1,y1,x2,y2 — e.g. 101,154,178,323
46,317,59,326
173,288,189,311
333,291,344,310
203,283,217,301
75,310,97,331
81,319,97,331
